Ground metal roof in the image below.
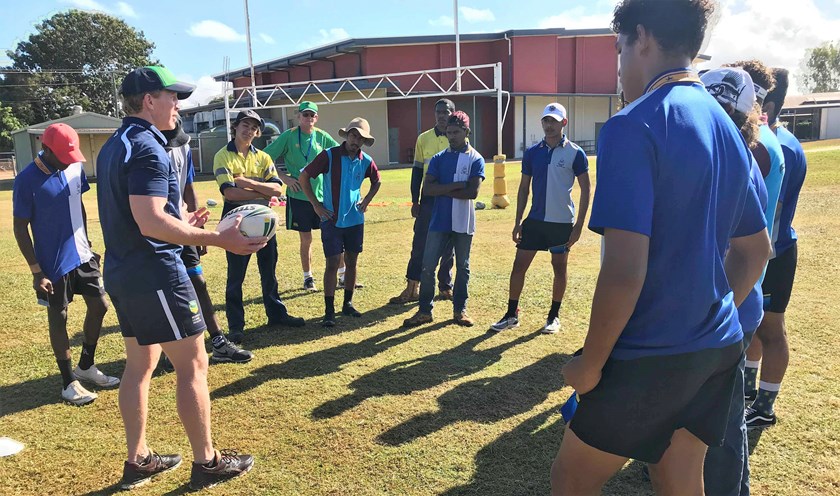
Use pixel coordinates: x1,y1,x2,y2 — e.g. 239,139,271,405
214,27,615,82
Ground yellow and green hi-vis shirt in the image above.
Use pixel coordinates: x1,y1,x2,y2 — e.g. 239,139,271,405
214,140,281,206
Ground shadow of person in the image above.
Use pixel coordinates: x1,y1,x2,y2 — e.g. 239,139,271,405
377,352,570,446
313,330,542,419
210,320,448,401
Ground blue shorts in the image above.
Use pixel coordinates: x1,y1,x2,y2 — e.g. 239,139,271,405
111,280,206,345
321,220,364,258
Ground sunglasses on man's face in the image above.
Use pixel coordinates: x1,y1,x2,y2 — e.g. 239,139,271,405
301,112,316,118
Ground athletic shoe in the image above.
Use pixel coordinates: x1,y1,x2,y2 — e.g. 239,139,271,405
212,339,254,364
342,303,362,317
269,314,306,328
338,276,364,289
303,277,317,292
745,406,777,429
322,311,336,327
189,449,254,491
227,331,245,345
542,317,561,334
403,311,433,328
744,389,757,403
120,451,182,490
437,289,454,301
74,364,120,388
453,311,475,327
490,312,519,332
60,380,97,406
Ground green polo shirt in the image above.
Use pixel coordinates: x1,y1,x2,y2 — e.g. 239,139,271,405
264,126,338,201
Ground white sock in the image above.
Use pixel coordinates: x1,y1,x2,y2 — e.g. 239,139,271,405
338,267,346,276
303,271,312,279
745,360,761,369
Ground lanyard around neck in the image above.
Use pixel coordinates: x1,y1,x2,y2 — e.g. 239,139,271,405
298,128,314,162
645,69,702,95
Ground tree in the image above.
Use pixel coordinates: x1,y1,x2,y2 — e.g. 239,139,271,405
0,9,157,125
800,41,840,93
0,104,22,152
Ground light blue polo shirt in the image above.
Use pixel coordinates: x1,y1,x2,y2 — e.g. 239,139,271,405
772,125,807,256
588,71,766,360
522,137,589,224
13,154,94,281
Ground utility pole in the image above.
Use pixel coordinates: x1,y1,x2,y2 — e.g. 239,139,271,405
454,0,461,92
243,0,257,106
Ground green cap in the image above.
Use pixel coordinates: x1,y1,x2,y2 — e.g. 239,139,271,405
120,65,196,100
298,101,319,114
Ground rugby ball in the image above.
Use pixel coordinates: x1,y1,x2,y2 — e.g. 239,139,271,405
216,204,278,238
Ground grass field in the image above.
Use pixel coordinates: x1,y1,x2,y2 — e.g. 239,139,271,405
0,150,838,495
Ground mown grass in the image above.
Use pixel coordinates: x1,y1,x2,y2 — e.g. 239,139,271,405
0,151,837,495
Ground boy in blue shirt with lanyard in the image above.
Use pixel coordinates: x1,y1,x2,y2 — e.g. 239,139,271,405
13,123,119,406
549,2,771,495
300,117,381,327
403,111,485,328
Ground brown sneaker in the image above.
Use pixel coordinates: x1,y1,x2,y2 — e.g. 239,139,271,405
403,311,433,327
454,311,475,327
389,280,420,304
437,289,454,301
189,449,254,491
120,451,182,490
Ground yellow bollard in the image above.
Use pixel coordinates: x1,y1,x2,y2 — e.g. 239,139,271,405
491,154,510,209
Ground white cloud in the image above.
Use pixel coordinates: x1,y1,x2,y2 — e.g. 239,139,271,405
537,7,612,30
115,1,137,18
459,6,495,23
186,20,246,43
698,0,840,94
64,0,107,10
259,33,276,45
429,15,454,28
311,28,350,47
178,75,230,108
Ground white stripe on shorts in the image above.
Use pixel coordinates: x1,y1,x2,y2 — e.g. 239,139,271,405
156,289,182,341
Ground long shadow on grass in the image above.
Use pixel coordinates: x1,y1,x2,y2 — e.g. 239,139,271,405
312,330,541,419
0,358,124,418
211,320,448,400
377,352,570,446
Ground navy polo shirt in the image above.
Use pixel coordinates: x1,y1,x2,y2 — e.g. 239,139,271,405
773,126,807,256
588,73,766,359
96,116,188,297
522,137,589,224
12,154,94,281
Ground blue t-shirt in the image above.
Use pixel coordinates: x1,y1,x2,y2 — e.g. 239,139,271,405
427,145,486,235
738,157,769,334
522,137,589,224
96,117,188,297
773,126,807,256
756,124,785,246
588,75,766,360
12,155,94,280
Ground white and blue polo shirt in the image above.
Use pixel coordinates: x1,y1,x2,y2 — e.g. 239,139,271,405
522,137,589,224
588,69,766,360
96,116,188,297
12,153,93,281
427,145,485,235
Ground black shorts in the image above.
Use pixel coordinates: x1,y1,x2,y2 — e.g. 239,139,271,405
37,255,105,309
286,197,321,232
517,218,572,254
321,220,364,258
180,245,202,276
763,243,797,313
112,280,206,345
569,341,743,463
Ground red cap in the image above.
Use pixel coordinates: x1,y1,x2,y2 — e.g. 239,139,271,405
448,111,470,131
42,123,86,164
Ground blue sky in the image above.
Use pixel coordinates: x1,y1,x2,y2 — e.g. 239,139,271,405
3,0,840,105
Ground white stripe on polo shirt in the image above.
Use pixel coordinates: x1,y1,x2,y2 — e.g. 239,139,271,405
64,163,93,265
451,148,479,234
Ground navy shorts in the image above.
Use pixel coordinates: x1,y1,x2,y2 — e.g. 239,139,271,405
321,220,364,258
37,255,106,309
517,218,572,254
112,280,206,345
286,197,321,232
569,341,743,463
763,243,797,314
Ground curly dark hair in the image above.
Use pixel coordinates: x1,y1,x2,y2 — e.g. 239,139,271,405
611,0,717,58
726,59,776,94
731,102,762,150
